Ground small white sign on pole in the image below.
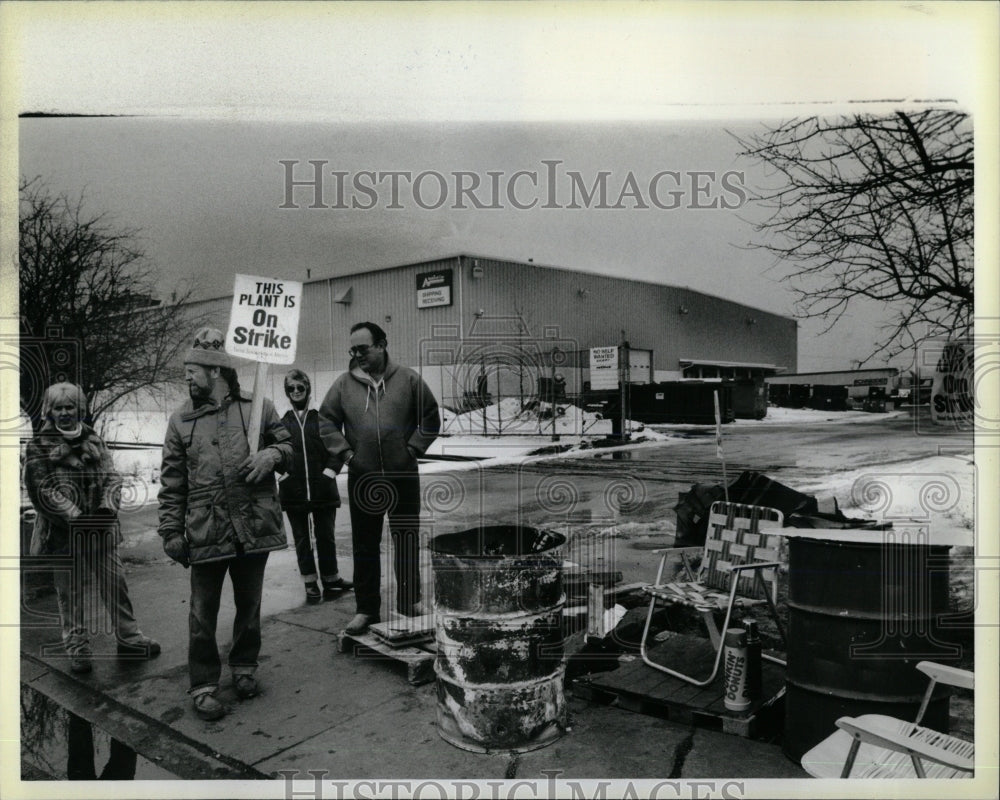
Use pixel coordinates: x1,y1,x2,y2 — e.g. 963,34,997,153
226,274,303,365
590,346,619,391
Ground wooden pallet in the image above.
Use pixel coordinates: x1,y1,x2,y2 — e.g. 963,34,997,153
571,633,786,738
338,631,437,686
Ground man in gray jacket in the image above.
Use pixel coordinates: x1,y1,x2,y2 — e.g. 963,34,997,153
318,322,440,635
158,327,293,720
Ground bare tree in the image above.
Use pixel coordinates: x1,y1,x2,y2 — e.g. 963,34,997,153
19,177,205,430
736,110,973,363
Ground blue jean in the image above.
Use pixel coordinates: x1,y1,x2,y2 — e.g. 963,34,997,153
347,472,422,617
285,506,339,582
52,527,143,655
188,553,269,693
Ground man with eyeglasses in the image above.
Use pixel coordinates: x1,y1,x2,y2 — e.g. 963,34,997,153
318,321,440,635
279,369,352,604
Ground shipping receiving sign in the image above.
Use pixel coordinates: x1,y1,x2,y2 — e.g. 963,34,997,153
226,274,303,364
416,269,453,309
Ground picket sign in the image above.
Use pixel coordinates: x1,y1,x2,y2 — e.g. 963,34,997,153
225,274,303,453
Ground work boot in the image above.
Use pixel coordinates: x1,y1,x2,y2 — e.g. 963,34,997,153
117,635,161,660
345,613,379,636
322,576,353,600
234,674,259,699
69,646,93,674
192,691,226,721
304,581,322,605
407,600,431,618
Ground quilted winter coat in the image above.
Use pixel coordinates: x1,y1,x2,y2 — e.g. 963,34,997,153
23,422,123,555
157,392,293,564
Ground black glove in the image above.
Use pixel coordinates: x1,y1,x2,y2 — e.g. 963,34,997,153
240,448,282,483
163,535,190,568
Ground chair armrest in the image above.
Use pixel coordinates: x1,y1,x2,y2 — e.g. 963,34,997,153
917,661,974,691
649,546,704,555
835,716,974,773
728,561,782,572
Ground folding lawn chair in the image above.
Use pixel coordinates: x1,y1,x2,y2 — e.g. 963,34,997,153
639,501,786,686
800,661,974,779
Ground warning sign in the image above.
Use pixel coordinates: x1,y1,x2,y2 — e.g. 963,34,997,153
416,269,453,309
226,274,303,364
590,346,619,391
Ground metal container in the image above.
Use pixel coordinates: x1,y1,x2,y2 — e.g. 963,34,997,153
430,525,567,753
783,535,955,761
723,628,751,712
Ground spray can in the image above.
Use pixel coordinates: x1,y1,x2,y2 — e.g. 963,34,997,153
723,628,751,712
744,619,762,701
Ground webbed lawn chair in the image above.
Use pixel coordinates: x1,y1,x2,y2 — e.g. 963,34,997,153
800,661,974,779
639,501,786,686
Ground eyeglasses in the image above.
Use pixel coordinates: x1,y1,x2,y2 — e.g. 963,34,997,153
286,384,308,394
348,344,378,358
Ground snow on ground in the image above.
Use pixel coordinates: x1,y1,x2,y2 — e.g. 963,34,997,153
113,405,919,507
793,453,975,544
648,405,909,429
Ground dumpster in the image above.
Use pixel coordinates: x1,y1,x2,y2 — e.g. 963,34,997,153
782,529,958,761
430,525,567,753
731,379,768,419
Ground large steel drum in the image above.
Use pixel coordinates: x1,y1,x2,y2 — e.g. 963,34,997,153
430,525,567,753
783,532,956,761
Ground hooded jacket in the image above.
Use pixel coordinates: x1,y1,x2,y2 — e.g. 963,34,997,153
318,356,440,476
157,391,293,564
278,407,341,509
24,421,123,555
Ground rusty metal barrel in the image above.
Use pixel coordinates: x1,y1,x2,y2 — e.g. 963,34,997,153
783,533,956,761
430,525,567,753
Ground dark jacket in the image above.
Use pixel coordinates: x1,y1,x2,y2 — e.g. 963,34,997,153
278,408,341,509
157,391,293,564
24,422,123,555
318,357,440,476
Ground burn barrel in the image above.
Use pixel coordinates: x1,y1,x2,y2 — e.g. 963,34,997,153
783,532,956,761
430,525,567,753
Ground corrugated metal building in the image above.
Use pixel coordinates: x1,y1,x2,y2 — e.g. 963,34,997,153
180,254,797,411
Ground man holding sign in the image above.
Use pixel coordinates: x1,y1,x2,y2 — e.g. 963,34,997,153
158,324,294,722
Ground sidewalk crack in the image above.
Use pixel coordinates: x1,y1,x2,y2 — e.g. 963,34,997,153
667,729,695,779
505,753,519,779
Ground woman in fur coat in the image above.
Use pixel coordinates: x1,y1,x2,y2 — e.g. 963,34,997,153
23,383,159,674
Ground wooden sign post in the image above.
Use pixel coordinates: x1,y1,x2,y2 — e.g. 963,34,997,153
225,274,303,451
714,389,729,501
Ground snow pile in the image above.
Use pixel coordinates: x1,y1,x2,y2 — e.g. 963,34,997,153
737,406,907,426
793,453,975,542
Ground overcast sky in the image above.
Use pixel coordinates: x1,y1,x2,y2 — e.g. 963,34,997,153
3,2,997,373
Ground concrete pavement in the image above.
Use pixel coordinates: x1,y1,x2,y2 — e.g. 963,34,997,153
19,553,808,784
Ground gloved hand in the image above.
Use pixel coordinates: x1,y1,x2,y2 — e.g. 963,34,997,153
240,447,282,483
163,535,190,568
